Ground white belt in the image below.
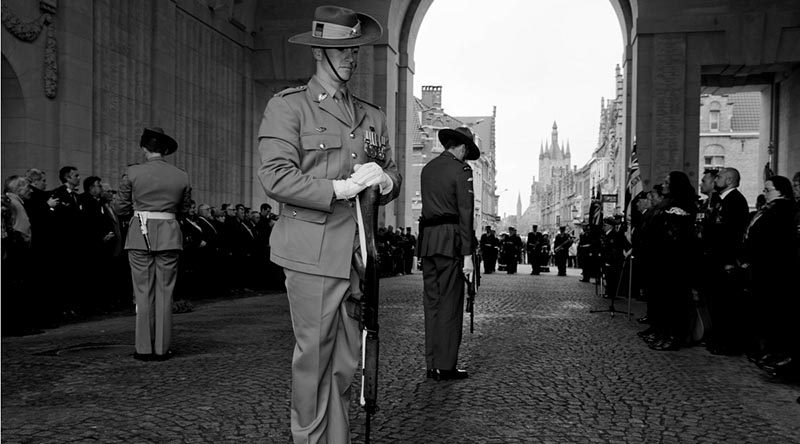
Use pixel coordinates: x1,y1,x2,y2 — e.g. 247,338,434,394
134,211,175,220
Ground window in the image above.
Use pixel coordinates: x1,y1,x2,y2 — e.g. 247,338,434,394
703,144,725,169
704,156,724,169
708,101,721,131
709,111,720,131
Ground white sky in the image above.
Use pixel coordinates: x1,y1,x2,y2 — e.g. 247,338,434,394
413,0,624,216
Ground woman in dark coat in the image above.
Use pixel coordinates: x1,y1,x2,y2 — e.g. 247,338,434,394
742,175,797,373
646,171,698,351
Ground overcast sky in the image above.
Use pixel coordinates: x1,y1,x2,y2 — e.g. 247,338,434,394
413,0,624,216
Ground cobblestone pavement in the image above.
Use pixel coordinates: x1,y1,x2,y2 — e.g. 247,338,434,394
3,266,799,443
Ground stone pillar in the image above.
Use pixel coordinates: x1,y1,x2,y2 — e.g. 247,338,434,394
632,33,701,189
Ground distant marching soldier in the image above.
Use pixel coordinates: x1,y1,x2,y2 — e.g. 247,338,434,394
526,225,540,275
116,127,191,361
419,126,479,381
553,226,573,276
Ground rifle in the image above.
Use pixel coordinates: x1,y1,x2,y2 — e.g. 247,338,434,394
357,185,380,444
465,252,480,334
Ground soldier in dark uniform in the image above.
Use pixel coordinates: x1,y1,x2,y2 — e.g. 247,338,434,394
403,227,416,274
553,226,573,276
116,127,191,361
480,225,498,274
526,225,540,275
419,126,479,381
502,227,523,274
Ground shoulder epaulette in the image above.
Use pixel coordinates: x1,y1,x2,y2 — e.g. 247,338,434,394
353,95,381,110
274,85,307,97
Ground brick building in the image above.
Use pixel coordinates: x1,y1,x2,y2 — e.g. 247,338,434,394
698,92,763,205
409,86,499,235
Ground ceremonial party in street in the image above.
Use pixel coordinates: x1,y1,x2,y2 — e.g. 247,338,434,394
4,1,800,443
3,268,799,443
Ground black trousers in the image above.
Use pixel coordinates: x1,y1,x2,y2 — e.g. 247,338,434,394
422,255,465,371
555,253,568,276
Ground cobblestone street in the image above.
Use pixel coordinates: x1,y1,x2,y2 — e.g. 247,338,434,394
3,266,799,443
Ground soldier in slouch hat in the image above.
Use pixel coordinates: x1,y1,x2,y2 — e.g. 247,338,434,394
256,5,401,443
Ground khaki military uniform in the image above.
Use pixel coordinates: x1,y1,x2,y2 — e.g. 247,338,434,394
116,157,191,356
257,75,401,444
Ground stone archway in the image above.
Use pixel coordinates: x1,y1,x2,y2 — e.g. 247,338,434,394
1,54,28,181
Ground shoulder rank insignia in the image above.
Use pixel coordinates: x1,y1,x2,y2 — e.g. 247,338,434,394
463,165,472,172
274,85,307,97
364,126,387,161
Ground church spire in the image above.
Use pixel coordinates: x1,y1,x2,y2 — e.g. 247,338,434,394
566,140,571,156
551,121,559,156
516,192,522,219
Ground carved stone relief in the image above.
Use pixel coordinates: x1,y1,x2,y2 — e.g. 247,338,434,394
1,1,58,98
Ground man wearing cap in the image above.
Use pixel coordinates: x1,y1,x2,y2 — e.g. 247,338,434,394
256,6,401,443
116,127,191,362
418,126,479,381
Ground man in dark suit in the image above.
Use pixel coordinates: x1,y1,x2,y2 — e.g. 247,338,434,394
419,126,478,381
706,167,750,355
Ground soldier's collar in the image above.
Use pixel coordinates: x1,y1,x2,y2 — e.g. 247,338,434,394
310,75,348,102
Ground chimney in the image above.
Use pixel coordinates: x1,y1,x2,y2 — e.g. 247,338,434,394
421,85,442,109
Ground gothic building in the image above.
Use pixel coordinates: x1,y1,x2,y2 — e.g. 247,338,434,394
522,122,576,233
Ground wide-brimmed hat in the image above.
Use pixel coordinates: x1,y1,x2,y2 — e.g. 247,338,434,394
288,5,382,48
140,127,178,155
438,126,480,161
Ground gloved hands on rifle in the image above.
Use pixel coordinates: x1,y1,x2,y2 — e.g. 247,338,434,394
352,162,393,195
463,254,474,282
332,163,392,200
332,176,366,200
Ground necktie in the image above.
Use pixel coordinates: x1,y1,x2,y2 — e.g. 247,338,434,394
336,90,354,126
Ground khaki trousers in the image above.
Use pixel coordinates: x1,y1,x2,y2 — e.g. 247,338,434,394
285,267,361,444
128,249,180,355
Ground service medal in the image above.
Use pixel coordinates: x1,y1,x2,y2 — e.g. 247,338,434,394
364,126,387,161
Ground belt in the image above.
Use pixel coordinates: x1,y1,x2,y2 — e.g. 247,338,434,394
134,211,175,220
419,214,459,228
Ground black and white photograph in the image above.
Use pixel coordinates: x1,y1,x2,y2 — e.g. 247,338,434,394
2,0,799,442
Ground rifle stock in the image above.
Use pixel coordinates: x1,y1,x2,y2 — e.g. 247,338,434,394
465,254,479,334
358,186,381,443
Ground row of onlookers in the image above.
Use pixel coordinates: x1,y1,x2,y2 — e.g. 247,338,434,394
625,169,800,382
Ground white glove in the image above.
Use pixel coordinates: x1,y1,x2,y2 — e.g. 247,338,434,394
463,254,474,282
332,178,367,200
353,162,393,194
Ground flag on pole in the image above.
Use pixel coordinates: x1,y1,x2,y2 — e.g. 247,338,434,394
626,141,642,196
624,141,643,221
589,186,602,227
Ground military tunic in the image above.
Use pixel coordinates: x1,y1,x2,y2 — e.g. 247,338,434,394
116,157,191,356
419,150,474,372
257,75,401,444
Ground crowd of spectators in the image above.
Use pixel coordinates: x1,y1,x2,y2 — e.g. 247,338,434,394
0,167,279,335
625,168,800,382
1,166,423,336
